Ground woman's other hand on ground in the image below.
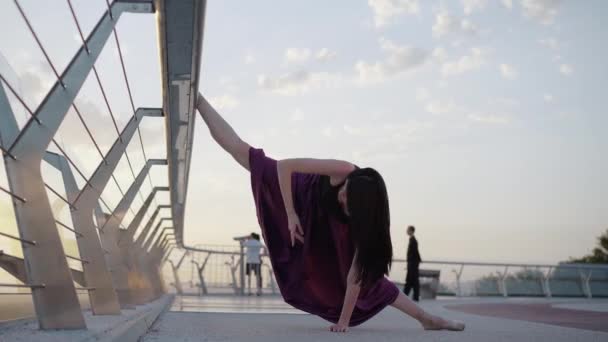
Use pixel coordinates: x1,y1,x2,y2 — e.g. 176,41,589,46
329,323,349,333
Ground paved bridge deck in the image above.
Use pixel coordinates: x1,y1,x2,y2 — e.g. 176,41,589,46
141,296,608,342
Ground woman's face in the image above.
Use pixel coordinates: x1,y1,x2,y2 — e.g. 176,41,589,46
337,180,350,217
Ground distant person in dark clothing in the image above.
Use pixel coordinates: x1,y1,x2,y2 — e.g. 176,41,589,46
404,225,421,301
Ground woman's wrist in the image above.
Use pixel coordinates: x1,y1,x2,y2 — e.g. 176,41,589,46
338,317,349,326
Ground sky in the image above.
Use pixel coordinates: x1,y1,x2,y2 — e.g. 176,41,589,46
0,0,607,281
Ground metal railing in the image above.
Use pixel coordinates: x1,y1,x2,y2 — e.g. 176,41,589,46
0,0,200,329
165,245,278,296
392,259,608,298
164,248,608,299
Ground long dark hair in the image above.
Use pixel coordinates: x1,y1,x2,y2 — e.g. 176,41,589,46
346,168,393,288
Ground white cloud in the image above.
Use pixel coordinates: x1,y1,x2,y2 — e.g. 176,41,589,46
355,38,429,84
556,111,577,118
441,48,487,76
539,37,559,50
66,98,126,143
315,48,337,62
521,0,560,25
338,121,434,161
381,121,434,137
543,93,554,102
431,46,448,61
559,63,573,76
432,8,478,38
414,87,465,117
208,94,240,110
368,0,420,28
284,48,311,64
425,100,457,114
499,63,518,80
436,79,449,88
218,76,232,86
71,33,85,45
290,108,305,121
257,70,341,96
218,76,238,92
462,0,487,15
343,125,364,136
490,97,520,107
345,120,434,161
0,53,55,109
415,87,431,102
284,48,337,65
502,0,514,10
244,53,255,65
418,90,513,127
468,113,510,124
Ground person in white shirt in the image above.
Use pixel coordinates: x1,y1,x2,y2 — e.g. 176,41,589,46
243,232,264,295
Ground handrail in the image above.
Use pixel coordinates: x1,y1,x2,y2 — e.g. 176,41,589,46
165,244,608,299
176,248,608,271
159,0,206,246
183,246,244,256
0,231,36,246
0,283,45,288
65,255,89,264
392,258,608,270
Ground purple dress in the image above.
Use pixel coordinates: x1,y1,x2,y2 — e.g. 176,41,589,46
249,148,399,326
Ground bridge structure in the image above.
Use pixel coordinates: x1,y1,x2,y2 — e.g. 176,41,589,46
0,0,206,330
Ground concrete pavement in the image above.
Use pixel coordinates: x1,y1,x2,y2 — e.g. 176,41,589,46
0,295,173,342
142,296,608,342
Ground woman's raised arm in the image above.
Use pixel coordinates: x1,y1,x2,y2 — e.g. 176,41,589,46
278,158,355,185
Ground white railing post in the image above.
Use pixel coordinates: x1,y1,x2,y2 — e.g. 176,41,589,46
452,264,464,297
542,266,553,298
499,266,509,297
579,269,593,298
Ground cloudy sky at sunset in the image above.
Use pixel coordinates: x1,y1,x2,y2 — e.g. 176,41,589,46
1,0,606,273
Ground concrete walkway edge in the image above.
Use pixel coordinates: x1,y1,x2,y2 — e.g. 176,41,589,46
94,294,175,342
0,294,175,342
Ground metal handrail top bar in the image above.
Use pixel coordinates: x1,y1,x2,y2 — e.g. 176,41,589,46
178,249,608,270
392,258,608,270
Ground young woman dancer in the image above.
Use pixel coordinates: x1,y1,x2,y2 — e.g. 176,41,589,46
196,93,464,333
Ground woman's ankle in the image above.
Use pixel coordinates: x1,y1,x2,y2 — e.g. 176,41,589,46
416,311,432,324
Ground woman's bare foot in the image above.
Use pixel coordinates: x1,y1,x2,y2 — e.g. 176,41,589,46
420,313,465,331
389,292,465,332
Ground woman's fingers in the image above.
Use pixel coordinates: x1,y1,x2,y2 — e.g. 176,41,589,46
289,223,304,247
295,232,304,243
290,230,304,245
296,222,304,236
288,215,305,247
329,324,348,333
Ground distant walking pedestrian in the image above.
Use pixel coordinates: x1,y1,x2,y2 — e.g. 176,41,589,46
243,232,264,296
403,226,421,301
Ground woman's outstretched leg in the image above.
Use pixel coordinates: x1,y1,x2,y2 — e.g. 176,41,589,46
390,292,465,331
196,93,251,171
